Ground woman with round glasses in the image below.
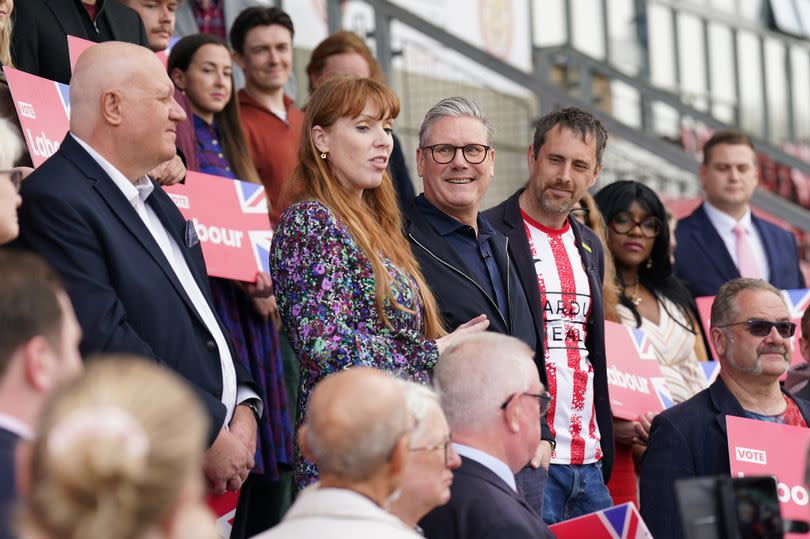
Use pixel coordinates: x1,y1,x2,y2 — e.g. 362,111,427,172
594,180,709,505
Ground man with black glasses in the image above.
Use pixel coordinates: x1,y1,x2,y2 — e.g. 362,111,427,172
403,97,553,514
419,332,554,539
640,278,810,539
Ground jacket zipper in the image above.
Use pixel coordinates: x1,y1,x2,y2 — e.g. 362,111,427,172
408,233,509,329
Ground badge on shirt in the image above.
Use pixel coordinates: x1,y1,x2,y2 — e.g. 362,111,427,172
185,220,199,248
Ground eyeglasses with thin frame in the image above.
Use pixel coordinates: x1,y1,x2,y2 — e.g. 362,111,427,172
1,169,23,193
500,391,552,417
410,435,454,466
570,207,590,219
715,319,796,339
609,211,662,238
420,143,491,165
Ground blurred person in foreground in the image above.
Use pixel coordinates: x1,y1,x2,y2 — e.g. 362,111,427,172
252,368,420,539
168,32,293,536
419,332,553,538
16,41,261,496
306,31,415,212
675,130,804,297
19,357,216,539
484,107,614,523
640,278,810,539
0,252,83,539
404,96,552,514
389,381,462,531
595,179,709,507
269,76,487,490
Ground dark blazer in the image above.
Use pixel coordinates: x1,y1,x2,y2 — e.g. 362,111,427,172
419,456,554,539
484,188,615,482
0,427,18,539
639,378,810,539
16,134,255,445
11,0,149,85
674,203,805,298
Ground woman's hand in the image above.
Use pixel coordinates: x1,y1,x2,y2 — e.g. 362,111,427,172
436,314,490,355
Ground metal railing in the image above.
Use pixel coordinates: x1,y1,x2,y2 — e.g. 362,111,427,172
321,0,810,233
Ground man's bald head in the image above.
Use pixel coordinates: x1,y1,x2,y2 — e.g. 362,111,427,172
69,42,185,179
302,368,410,481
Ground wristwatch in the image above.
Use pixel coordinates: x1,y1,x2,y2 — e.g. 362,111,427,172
239,399,261,424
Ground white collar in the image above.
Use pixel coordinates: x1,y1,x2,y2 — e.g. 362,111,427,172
703,200,753,233
71,133,154,207
0,413,34,440
453,443,517,492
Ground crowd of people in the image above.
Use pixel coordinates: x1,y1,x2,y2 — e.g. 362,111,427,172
0,1,809,539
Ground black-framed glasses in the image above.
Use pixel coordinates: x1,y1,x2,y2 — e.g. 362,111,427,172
500,391,552,416
410,436,454,465
715,319,796,338
609,212,662,238
420,143,491,164
1,169,23,193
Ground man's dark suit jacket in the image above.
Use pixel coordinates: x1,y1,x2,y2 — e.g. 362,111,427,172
674,203,805,298
418,456,554,539
11,0,149,85
640,378,810,539
17,134,255,445
0,427,19,539
484,188,615,482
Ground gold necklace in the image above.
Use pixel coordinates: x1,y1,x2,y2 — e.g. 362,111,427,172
624,277,642,306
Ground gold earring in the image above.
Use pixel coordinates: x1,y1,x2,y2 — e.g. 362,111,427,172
320,152,327,160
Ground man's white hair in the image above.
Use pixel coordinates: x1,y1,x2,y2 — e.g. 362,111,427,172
398,380,441,444
433,332,537,431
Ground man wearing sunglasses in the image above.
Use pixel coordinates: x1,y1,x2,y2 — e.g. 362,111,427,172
640,278,810,539
674,130,804,297
419,332,553,539
404,97,553,513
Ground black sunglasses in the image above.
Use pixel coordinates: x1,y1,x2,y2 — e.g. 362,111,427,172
715,319,796,338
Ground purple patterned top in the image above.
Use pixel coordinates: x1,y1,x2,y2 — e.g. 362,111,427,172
269,200,438,488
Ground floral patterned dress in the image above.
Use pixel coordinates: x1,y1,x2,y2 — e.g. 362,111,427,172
270,200,439,489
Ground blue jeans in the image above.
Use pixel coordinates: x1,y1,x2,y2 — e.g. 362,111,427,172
542,462,613,524
515,465,548,518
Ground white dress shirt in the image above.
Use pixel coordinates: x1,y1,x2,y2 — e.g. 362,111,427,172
453,443,517,492
72,134,259,427
703,201,770,281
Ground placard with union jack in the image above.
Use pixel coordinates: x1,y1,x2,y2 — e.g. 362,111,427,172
604,321,673,420
164,171,272,282
549,501,653,539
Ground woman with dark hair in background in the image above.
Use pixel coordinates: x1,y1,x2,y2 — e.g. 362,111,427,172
594,180,709,505
168,34,294,536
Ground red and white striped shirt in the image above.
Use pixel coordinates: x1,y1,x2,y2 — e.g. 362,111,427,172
522,210,602,465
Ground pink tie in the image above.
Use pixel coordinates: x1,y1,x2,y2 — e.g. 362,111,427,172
733,223,761,278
